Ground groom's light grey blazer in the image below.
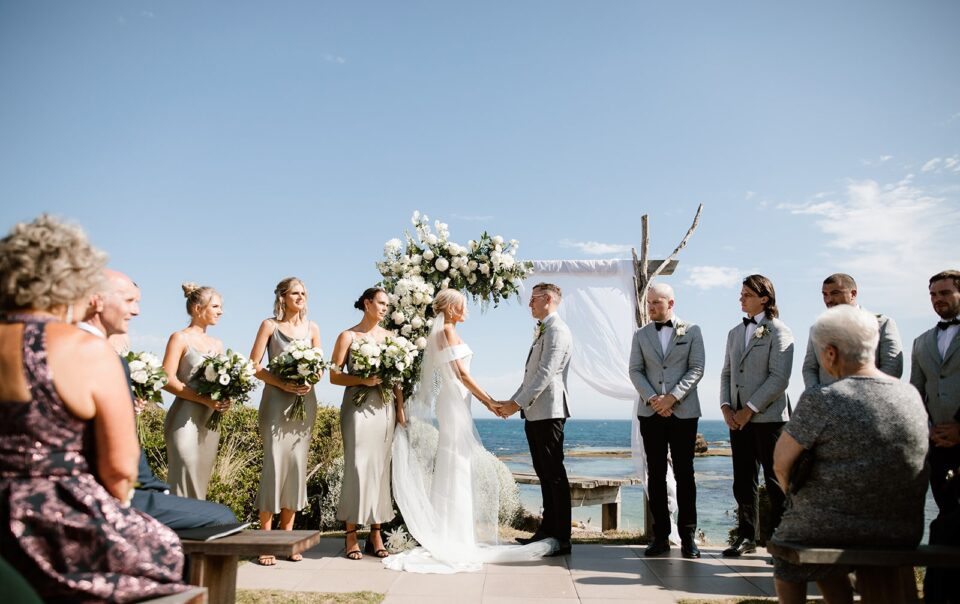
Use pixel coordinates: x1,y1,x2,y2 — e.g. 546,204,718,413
511,313,573,421
628,318,705,419
910,325,960,425
720,316,794,423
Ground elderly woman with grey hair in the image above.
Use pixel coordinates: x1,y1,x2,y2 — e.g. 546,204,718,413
0,215,187,601
771,304,929,604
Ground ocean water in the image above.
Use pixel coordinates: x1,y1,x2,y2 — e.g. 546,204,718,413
476,418,937,545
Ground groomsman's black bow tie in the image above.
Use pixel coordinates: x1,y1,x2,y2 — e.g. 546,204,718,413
938,318,960,330
743,317,757,326
654,320,673,331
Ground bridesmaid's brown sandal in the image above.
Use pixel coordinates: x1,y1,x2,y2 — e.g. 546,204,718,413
364,527,390,558
344,529,362,561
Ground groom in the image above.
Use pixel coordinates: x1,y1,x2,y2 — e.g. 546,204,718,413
496,282,574,556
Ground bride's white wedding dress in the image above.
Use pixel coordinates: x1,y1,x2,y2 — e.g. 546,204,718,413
383,314,556,574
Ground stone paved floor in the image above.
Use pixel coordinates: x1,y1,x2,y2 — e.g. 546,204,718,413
237,539,786,603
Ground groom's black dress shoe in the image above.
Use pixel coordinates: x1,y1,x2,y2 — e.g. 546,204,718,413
722,537,756,558
643,541,671,557
516,533,549,545
544,541,572,557
680,540,701,559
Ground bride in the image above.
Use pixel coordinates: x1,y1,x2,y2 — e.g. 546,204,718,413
384,289,556,573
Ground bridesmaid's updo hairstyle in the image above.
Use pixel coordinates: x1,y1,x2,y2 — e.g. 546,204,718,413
742,274,779,319
354,287,385,311
0,214,107,311
182,282,219,317
432,289,466,318
274,277,307,321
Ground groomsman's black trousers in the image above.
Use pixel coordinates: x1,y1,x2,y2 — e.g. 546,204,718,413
930,444,960,516
730,420,785,541
525,418,571,544
639,415,698,543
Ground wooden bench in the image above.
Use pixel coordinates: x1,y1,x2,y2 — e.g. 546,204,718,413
767,539,960,604
513,472,642,531
146,587,208,603
180,529,321,604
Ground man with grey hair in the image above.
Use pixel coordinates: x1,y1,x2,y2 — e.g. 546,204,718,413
629,282,705,558
802,273,902,388
81,269,237,530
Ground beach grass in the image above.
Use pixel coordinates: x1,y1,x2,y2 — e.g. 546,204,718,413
236,590,383,603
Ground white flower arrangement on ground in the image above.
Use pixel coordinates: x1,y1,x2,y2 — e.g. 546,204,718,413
124,351,167,412
384,526,418,553
347,335,420,406
267,341,329,421
377,211,533,392
192,349,258,430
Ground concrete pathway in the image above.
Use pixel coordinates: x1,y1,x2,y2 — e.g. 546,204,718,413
238,539,782,603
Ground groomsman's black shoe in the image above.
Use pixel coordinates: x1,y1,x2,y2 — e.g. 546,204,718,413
515,533,549,545
722,537,756,558
643,540,671,557
680,540,701,559
544,541,572,557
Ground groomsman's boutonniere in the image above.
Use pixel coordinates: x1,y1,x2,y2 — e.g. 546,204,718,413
754,325,770,340
675,321,687,337
533,321,547,342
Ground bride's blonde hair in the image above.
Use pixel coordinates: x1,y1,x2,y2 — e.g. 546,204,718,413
432,289,466,319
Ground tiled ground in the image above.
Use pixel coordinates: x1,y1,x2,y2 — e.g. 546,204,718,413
237,540,783,603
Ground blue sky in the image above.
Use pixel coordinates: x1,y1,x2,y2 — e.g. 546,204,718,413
2,1,958,419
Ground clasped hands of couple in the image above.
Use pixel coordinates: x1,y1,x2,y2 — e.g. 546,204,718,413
483,399,521,418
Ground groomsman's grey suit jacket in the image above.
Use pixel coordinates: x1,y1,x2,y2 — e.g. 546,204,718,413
910,326,960,425
802,310,903,388
720,317,794,423
511,313,573,421
628,319,705,419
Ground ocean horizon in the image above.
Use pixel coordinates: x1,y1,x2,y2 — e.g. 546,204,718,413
476,418,937,545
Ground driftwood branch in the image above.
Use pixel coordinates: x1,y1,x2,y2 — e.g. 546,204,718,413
647,203,703,285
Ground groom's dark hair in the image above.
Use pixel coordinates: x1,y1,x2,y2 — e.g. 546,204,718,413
534,282,562,301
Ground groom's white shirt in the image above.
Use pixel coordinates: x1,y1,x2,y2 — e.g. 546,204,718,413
511,312,573,421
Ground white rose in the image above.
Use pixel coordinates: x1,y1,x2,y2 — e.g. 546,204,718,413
449,268,458,277
218,373,231,386
401,324,413,336
384,238,402,256
426,319,434,328
425,234,438,245
298,364,311,376
460,266,471,276
441,278,450,289
131,370,148,384
411,316,423,329
291,349,304,360
493,235,504,245
423,249,435,261
416,337,427,349
435,257,449,272
467,274,477,285
467,260,478,271
479,263,490,275
303,349,316,361
204,364,218,382
411,254,422,264
359,343,379,358
391,310,406,325
501,255,515,268
494,278,504,290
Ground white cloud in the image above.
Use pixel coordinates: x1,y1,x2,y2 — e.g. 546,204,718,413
141,10,156,19
323,54,346,64
947,112,960,125
879,155,893,163
922,158,942,173
684,266,743,290
944,156,960,172
779,177,960,317
745,190,756,200
559,239,632,256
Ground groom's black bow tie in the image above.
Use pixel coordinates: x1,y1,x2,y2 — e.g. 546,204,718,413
938,318,960,330
654,320,673,331
743,317,757,326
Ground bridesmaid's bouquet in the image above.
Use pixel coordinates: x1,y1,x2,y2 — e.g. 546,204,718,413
267,341,329,421
348,335,419,407
192,349,258,430
124,351,167,412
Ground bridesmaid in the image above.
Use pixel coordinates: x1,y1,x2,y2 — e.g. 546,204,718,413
162,282,229,500
330,287,406,560
250,277,321,566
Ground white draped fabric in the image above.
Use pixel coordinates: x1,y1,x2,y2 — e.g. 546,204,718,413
527,260,680,542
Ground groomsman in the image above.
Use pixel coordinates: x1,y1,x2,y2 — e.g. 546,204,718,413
910,270,960,518
802,273,902,388
629,283,704,558
720,274,794,557
81,269,236,530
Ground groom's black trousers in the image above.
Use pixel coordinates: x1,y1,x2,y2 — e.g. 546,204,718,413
525,418,571,543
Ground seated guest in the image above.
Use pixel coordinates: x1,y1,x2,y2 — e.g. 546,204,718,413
0,215,187,601
771,305,929,604
80,268,237,530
